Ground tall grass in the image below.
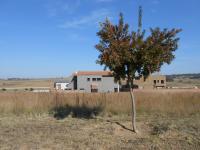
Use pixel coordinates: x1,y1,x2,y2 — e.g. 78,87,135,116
0,90,199,116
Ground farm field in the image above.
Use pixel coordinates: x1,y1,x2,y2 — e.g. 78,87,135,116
0,79,54,89
0,90,199,149
167,77,200,88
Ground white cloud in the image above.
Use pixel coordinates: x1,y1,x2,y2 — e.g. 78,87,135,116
45,0,81,17
58,9,112,29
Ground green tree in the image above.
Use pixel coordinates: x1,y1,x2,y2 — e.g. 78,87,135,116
95,7,181,132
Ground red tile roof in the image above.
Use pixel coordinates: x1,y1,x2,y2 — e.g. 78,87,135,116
74,71,112,76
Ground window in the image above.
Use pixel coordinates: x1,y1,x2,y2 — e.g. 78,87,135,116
154,80,156,84
97,78,101,81
157,80,159,83
92,78,97,81
161,80,165,84
80,88,85,90
87,78,90,81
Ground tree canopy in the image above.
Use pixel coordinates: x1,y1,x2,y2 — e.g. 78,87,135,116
95,13,181,85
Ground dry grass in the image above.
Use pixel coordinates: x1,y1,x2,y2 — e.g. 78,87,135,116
0,79,53,89
0,89,199,116
0,90,199,149
0,111,199,149
167,77,200,88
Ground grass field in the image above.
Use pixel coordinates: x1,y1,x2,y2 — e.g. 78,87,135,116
0,79,54,89
167,74,200,88
167,78,200,88
0,113,199,149
0,90,199,149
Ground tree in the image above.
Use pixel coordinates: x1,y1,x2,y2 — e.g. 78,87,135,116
95,7,181,132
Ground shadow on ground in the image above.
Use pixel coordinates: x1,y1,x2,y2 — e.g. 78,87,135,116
106,120,133,132
51,105,103,119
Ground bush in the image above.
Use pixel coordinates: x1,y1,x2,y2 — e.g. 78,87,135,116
1,88,6,91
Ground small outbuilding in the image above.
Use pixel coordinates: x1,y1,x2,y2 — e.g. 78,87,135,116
54,81,71,90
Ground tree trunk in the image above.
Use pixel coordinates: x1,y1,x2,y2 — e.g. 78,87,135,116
129,82,137,133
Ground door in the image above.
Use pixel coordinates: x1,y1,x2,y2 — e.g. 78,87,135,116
91,84,98,93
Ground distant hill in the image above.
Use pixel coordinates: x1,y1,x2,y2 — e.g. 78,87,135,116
166,73,200,82
166,73,200,88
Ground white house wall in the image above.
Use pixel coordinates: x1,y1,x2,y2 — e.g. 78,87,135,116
77,75,119,93
55,83,69,90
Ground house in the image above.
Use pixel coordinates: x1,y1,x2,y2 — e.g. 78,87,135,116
71,71,120,93
54,80,72,90
54,71,166,92
121,74,166,90
151,75,166,89
134,75,166,89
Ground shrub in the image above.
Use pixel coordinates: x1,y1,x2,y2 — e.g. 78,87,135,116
1,88,6,91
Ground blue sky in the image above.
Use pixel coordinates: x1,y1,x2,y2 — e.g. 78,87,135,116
0,0,199,78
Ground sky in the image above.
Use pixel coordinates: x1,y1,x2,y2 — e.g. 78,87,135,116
0,0,200,78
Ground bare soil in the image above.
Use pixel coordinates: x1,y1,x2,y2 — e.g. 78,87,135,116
0,114,199,150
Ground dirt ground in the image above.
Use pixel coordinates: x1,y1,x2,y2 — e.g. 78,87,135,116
0,114,199,150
